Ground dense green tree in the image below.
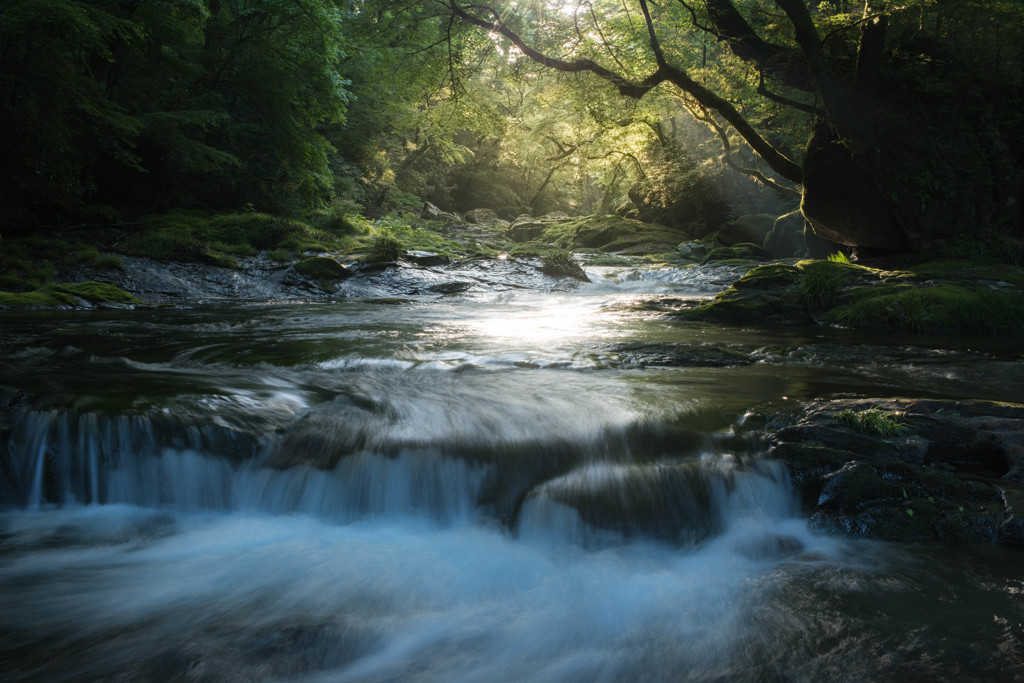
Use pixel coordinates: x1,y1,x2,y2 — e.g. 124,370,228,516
443,0,1024,252
0,0,351,229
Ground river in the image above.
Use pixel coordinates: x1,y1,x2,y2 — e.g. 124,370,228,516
1,263,1022,681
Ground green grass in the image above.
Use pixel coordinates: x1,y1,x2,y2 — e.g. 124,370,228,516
836,408,910,437
367,230,405,263
539,249,588,280
797,260,850,308
827,251,851,263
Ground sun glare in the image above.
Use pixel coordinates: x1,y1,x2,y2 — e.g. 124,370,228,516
468,296,601,345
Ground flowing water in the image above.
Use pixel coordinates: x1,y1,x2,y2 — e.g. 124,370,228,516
1,264,1023,681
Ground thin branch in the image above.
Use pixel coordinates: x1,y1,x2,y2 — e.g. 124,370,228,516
684,98,800,197
587,2,631,74
676,0,716,35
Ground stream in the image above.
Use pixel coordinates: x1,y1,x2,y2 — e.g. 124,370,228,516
1,263,1023,681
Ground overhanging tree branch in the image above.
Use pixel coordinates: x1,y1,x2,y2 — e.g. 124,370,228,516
638,0,802,182
445,1,664,98
445,0,803,183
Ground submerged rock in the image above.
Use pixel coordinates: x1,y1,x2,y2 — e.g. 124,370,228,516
769,398,1024,545
604,341,755,367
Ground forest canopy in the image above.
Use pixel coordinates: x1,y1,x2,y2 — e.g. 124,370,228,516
1,0,1021,254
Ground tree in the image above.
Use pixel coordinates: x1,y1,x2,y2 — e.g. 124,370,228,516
0,0,351,228
442,0,1024,252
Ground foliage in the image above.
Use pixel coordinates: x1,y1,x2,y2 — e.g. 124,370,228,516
441,0,1024,250
368,230,405,263
539,249,589,281
797,260,852,308
118,211,356,266
0,0,351,227
837,409,910,438
828,252,851,264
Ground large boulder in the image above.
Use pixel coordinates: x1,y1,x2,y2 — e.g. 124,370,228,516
464,208,502,225
421,202,461,224
762,210,807,258
507,219,547,243
769,398,1024,545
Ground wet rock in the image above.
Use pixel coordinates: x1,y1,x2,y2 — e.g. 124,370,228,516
604,341,755,368
405,251,450,267
674,241,708,263
426,281,472,294
508,220,547,243
769,398,1024,545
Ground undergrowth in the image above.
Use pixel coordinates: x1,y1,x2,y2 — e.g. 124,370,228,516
837,408,910,437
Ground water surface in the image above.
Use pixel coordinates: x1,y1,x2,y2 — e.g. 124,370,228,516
1,265,1022,681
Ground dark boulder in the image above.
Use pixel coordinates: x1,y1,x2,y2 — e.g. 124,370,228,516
769,398,1024,545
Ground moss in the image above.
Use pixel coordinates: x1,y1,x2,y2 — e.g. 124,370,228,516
507,242,548,258
0,289,76,307
56,281,142,304
731,263,800,290
907,260,1024,288
120,212,338,266
706,243,765,262
295,256,349,281
511,214,682,255
0,282,140,307
827,281,1024,332
95,254,122,270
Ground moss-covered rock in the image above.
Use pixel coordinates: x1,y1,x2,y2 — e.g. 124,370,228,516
506,214,682,255
768,398,1024,545
763,210,807,259
295,256,351,281
539,250,589,281
676,258,1024,333
705,243,766,262
826,280,1024,332
57,281,142,304
0,281,141,307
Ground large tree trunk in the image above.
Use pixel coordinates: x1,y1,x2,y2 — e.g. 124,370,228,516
800,122,909,251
